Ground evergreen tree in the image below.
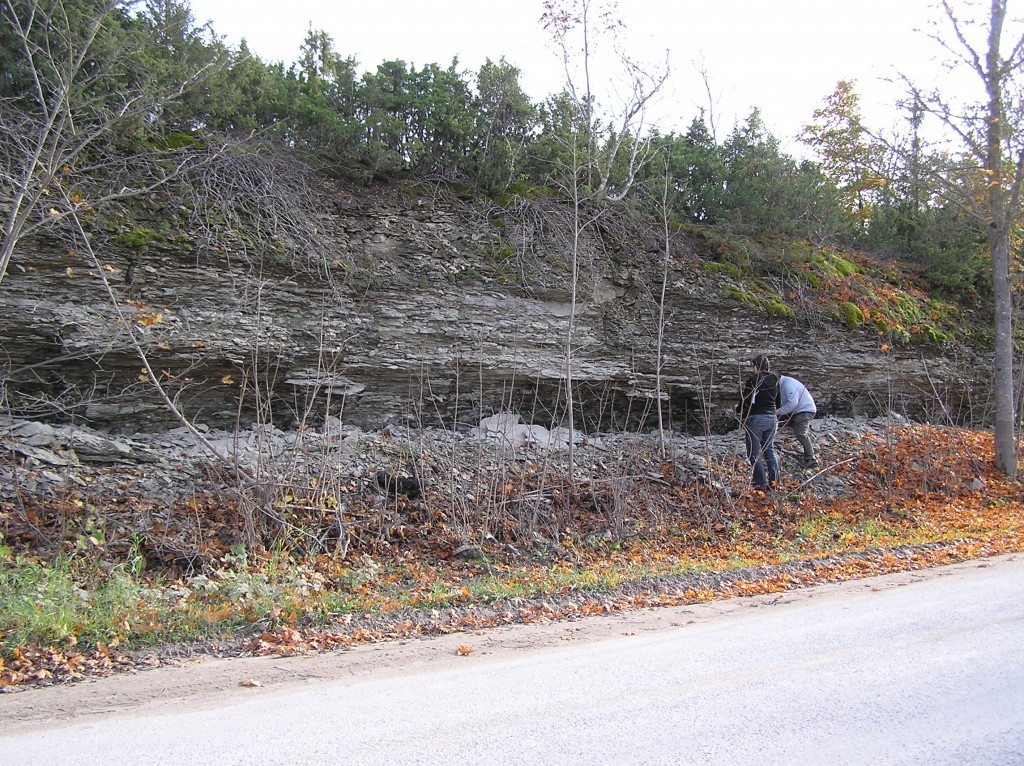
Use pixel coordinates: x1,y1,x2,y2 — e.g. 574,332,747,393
710,111,850,242
0,0,216,282
135,0,221,132
664,116,725,224
473,57,537,192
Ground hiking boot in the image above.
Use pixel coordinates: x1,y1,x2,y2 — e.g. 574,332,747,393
801,458,820,468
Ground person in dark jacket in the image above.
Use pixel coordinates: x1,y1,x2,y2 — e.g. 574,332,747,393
737,354,780,490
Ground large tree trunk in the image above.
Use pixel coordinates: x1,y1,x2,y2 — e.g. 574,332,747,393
991,227,1017,478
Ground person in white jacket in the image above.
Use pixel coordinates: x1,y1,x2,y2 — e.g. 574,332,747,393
775,373,818,468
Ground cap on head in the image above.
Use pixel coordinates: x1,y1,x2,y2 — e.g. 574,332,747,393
750,354,770,372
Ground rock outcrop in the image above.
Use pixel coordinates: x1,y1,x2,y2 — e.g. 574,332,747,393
0,183,981,436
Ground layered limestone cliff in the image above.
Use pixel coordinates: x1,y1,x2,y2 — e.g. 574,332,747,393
0,183,980,435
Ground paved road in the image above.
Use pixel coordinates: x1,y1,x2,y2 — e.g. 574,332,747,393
3,556,1024,765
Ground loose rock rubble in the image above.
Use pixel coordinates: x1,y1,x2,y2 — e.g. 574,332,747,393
0,412,900,508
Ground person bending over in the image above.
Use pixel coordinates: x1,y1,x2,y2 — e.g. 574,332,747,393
776,372,818,468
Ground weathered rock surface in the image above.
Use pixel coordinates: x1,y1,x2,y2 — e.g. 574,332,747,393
0,184,981,436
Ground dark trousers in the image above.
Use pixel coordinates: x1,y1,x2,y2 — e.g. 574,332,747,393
782,411,816,461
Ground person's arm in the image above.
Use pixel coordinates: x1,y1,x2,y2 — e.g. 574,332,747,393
776,377,798,417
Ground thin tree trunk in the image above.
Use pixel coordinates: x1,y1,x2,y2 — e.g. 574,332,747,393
655,168,671,458
991,228,1017,477
565,196,581,484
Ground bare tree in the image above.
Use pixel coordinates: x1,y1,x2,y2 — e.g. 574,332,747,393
896,0,1024,477
693,56,720,144
540,0,669,481
0,0,214,283
654,153,674,458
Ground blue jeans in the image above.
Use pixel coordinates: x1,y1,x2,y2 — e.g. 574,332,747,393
744,413,779,487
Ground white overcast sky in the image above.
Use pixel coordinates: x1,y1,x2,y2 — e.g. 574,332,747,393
185,0,980,153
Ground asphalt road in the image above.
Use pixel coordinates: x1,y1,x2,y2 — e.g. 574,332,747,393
3,555,1023,766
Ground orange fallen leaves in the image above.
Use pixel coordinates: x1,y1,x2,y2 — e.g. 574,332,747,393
0,643,136,688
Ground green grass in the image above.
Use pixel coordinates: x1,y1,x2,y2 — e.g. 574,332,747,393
0,542,738,655
0,553,144,649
